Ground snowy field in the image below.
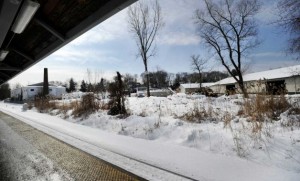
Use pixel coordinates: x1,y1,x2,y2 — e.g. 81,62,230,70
1,94,300,181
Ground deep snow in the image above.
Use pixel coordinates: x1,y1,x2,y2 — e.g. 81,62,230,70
0,94,300,181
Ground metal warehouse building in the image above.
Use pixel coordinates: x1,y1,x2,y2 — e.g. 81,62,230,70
210,65,300,95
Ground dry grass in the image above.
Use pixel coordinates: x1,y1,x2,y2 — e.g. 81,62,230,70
180,104,209,123
72,93,100,118
243,94,290,122
34,94,101,119
34,96,54,113
223,111,233,128
241,94,291,139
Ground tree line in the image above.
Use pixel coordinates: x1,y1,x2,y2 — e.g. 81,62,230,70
0,68,228,99
64,69,228,93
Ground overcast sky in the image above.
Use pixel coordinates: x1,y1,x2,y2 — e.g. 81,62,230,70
8,0,299,86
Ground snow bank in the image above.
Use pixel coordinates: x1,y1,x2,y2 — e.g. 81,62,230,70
1,94,300,181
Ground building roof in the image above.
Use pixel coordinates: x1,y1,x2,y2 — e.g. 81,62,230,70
213,65,300,85
28,82,55,87
181,83,215,89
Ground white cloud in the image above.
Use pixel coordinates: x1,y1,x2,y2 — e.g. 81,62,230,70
252,52,285,57
70,8,129,45
47,40,123,67
70,0,202,47
158,32,200,46
8,64,118,86
70,27,115,45
149,0,202,46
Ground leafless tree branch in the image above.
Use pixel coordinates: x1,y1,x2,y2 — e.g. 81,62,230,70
276,0,300,59
195,0,260,97
191,55,210,88
128,0,163,97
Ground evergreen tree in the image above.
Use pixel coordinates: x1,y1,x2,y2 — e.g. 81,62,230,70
69,78,76,92
63,83,70,93
80,80,87,92
108,72,126,115
87,83,94,92
0,83,10,100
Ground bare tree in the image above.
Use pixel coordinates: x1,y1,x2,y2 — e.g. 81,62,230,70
195,0,260,98
277,0,300,59
128,0,164,97
85,68,103,93
191,55,209,88
12,83,22,89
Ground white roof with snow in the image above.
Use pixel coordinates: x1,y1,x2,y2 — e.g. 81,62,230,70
181,83,215,88
214,65,300,85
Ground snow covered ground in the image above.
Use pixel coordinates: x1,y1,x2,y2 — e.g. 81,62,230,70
0,94,300,181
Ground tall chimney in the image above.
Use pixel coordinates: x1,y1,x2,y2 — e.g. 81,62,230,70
43,68,49,96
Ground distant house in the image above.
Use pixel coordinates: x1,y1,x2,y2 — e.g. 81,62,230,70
210,65,300,95
134,87,172,97
179,83,214,94
11,82,66,101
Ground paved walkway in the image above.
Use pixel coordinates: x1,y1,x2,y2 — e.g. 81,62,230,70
0,111,144,181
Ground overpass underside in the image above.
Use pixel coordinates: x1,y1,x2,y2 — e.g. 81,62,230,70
0,0,136,85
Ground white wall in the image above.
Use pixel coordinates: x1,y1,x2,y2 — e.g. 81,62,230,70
179,86,186,93
11,86,67,101
286,76,300,94
49,86,66,98
210,84,226,94
23,86,42,100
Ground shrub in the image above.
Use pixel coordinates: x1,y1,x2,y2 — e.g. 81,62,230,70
72,93,99,118
243,94,290,122
107,72,127,115
181,104,208,123
34,96,55,113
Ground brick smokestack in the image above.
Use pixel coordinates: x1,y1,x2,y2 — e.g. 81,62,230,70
43,68,49,96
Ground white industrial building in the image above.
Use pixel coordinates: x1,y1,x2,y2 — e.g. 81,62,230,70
11,83,66,101
210,65,300,95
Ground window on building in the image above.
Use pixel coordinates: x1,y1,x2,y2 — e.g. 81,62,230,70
30,89,34,91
